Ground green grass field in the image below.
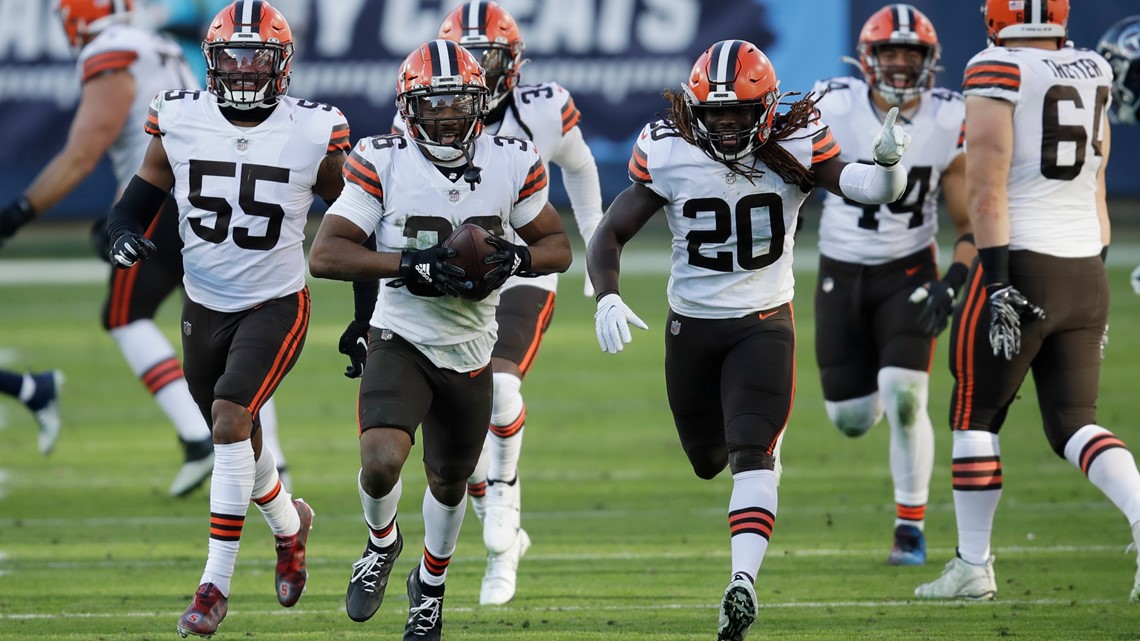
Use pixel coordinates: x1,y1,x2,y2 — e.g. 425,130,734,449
2,229,1140,640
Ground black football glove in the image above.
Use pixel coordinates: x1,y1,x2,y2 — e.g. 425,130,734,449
337,319,370,379
909,279,956,336
109,231,157,269
986,284,1045,360
0,198,36,246
483,235,532,291
396,246,466,297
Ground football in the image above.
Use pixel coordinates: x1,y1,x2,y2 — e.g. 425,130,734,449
442,223,497,300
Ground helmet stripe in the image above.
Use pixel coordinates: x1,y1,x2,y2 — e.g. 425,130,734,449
111,0,128,14
467,1,488,37
1029,0,1041,25
893,4,913,33
432,40,458,77
710,40,743,92
236,0,263,34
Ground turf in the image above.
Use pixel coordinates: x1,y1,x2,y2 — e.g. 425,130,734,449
1,234,1139,640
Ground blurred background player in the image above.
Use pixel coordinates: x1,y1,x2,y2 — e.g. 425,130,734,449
0,0,293,497
916,0,1140,602
104,1,349,634
1096,15,1140,295
0,368,63,455
309,38,571,639
588,39,910,641
811,3,974,566
393,0,603,606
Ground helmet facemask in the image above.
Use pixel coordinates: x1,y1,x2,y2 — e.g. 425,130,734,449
203,40,292,109
400,86,489,162
685,87,778,162
463,44,520,110
864,43,938,106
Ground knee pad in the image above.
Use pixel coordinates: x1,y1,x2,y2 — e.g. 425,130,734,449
877,367,929,428
491,372,523,426
825,393,883,437
729,447,777,474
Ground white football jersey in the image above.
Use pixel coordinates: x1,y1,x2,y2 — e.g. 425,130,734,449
392,81,592,293
963,46,1112,258
146,93,351,312
326,131,549,372
814,77,965,264
78,24,198,188
629,118,840,318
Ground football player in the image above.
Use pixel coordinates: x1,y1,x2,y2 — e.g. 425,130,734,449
916,0,1140,602
0,369,62,455
588,39,910,641
103,2,349,635
810,4,974,566
389,0,602,606
1096,15,1140,296
309,39,571,640
0,0,294,497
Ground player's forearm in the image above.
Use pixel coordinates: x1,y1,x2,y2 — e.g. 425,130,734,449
586,229,623,297
23,146,102,214
838,161,906,204
524,231,572,274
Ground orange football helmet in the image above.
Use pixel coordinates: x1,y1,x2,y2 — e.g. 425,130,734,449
438,1,525,110
397,39,489,162
683,39,780,161
58,0,133,49
855,4,941,106
983,0,1069,46
202,0,294,108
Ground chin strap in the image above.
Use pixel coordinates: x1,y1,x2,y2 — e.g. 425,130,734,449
453,143,483,189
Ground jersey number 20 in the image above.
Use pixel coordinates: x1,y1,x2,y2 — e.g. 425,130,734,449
683,193,785,272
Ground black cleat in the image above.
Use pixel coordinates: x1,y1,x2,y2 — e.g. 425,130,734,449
345,531,403,622
403,566,445,640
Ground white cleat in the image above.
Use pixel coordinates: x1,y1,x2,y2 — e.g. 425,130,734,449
32,371,64,456
469,491,486,523
717,577,757,641
914,555,996,600
483,478,521,554
169,451,215,497
479,529,530,605
1130,523,1140,602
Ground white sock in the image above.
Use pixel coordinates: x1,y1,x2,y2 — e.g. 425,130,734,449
879,367,934,528
488,372,524,481
728,469,778,582
201,441,256,596
951,430,1002,565
111,320,211,442
419,488,466,587
257,397,287,468
1064,425,1140,525
17,374,34,403
360,470,401,549
251,445,298,537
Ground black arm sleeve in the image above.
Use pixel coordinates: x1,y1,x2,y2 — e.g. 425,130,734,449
105,176,169,241
351,233,380,323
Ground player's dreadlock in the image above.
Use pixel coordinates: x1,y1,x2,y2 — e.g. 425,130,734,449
663,89,821,190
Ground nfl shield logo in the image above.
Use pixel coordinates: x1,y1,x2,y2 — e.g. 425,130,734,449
670,320,681,336
448,190,460,202
725,172,737,185
234,137,249,151
182,321,192,336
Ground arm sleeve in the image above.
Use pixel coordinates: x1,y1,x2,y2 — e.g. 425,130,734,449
838,161,907,204
105,175,168,240
550,126,603,244
351,233,380,323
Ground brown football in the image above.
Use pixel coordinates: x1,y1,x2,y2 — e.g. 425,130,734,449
442,223,497,300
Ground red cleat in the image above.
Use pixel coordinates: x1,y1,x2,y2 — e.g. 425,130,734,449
274,498,314,607
177,583,228,638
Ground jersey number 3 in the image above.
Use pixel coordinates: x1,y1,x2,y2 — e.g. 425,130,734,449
188,160,291,250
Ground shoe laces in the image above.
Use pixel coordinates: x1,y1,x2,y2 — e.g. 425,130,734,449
350,549,391,592
408,593,443,634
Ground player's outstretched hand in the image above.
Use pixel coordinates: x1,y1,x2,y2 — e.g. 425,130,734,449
110,232,157,269
594,293,648,354
0,198,35,247
872,106,912,166
986,284,1045,360
337,319,370,379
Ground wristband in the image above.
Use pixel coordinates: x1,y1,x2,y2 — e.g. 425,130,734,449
977,245,1009,286
595,289,618,303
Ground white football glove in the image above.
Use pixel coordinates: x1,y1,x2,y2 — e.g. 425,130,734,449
871,106,911,166
594,293,648,354
1131,264,1140,296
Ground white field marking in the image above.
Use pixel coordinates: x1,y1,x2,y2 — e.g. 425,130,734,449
1,543,1130,573
0,596,1120,621
0,499,1121,530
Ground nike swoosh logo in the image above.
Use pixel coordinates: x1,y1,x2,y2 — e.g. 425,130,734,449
758,309,780,320
905,265,922,277
469,365,488,378
356,337,367,349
